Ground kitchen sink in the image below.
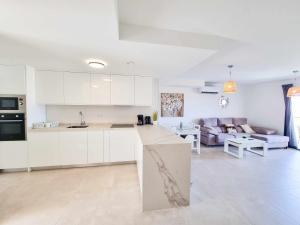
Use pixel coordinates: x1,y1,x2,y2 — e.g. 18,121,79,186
110,124,134,128
67,125,89,128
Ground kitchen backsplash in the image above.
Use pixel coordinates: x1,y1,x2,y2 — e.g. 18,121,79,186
46,105,155,124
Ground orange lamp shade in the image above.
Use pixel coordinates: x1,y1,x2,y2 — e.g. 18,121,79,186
224,80,237,93
287,86,300,97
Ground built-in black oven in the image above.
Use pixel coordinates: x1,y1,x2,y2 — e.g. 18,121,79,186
0,95,26,113
0,113,26,141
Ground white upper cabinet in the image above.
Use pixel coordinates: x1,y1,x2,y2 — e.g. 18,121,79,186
35,70,64,104
0,65,26,94
111,75,134,105
64,72,91,105
134,76,153,106
90,74,111,105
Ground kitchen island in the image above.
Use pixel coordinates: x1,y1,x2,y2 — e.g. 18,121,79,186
28,124,191,211
136,125,191,211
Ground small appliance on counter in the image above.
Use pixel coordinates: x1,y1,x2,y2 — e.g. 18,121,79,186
137,114,144,126
32,121,60,129
145,116,152,125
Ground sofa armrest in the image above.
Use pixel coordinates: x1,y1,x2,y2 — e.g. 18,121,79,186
252,126,277,135
200,127,219,136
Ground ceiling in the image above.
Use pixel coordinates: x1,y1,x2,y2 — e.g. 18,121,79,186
0,0,300,83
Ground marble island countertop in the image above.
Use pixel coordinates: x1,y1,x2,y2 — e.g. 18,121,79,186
136,125,188,145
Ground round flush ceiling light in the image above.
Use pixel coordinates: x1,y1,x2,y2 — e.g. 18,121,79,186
87,59,107,69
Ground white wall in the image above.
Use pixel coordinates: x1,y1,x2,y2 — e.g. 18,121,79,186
158,85,246,127
244,79,299,135
46,105,154,124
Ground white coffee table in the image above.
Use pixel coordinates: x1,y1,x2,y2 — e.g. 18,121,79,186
175,127,200,154
224,138,268,159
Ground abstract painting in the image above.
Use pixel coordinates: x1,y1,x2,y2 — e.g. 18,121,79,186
161,93,184,117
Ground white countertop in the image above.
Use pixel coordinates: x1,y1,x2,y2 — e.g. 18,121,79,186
29,123,188,145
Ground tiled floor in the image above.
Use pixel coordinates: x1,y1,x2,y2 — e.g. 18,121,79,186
1,146,300,225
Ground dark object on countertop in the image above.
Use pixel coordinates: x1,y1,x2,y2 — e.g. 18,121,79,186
145,116,152,125
67,125,89,128
111,124,134,128
137,114,144,126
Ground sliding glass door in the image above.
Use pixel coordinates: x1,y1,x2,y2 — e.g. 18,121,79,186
292,96,300,149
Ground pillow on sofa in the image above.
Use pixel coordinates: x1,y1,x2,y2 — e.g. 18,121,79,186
227,127,237,134
224,124,237,134
240,124,255,134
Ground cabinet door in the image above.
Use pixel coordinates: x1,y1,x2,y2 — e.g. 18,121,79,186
35,70,64,104
109,129,136,162
0,65,25,94
59,131,88,165
111,75,134,105
28,132,60,167
64,72,91,105
0,141,28,169
90,74,111,105
135,76,153,106
87,131,104,164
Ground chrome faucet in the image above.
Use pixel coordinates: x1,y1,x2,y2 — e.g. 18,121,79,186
79,111,86,126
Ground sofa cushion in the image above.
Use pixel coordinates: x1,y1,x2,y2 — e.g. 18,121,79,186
252,126,277,135
218,118,233,126
216,133,234,143
203,125,222,133
251,134,289,143
200,118,218,127
233,118,247,126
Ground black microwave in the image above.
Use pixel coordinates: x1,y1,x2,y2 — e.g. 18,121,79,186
0,95,26,113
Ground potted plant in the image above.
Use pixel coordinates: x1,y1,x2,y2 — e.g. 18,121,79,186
153,111,158,126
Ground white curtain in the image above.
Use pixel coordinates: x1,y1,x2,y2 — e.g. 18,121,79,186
291,96,300,149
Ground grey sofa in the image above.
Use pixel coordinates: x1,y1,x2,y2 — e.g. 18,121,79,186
200,117,289,149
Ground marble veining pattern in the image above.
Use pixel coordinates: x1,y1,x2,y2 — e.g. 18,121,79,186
147,145,189,207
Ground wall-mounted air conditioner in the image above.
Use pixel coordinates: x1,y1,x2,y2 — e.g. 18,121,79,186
200,86,219,94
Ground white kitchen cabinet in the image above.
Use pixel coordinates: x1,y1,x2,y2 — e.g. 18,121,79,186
136,134,143,192
59,131,88,165
0,141,28,169
64,72,91,105
28,132,59,167
103,131,110,163
87,131,104,164
35,70,64,104
109,129,136,162
0,65,26,94
90,74,111,105
110,75,134,105
134,76,153,106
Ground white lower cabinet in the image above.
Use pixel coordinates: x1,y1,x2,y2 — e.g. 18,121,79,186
87,131,104,164
109,129,136,162
28,132,59,167
59,131,88,165
0,141,28,169
27,129,138,168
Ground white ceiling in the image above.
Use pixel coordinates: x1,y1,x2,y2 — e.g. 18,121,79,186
0,0,300,83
